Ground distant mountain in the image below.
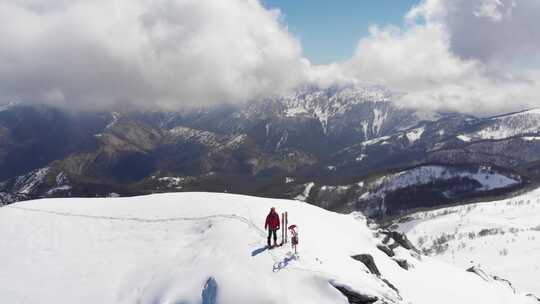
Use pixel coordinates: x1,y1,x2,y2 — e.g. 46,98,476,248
1,86,539,218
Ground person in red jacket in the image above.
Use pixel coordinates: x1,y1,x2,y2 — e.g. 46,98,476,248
265,207,280,247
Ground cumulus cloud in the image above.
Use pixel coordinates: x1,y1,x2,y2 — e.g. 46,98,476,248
2,0,540,115
0,0,308,110
323,0,540,115
409,0,540,64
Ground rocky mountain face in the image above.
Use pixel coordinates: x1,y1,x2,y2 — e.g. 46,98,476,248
1,86,539,218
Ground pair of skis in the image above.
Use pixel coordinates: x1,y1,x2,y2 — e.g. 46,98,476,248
280,212,288,246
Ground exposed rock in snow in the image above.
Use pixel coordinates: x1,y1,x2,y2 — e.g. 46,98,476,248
377,244,395,257
380,231,419,253
393,258,413,271
330,283,380,304
351,254,381,276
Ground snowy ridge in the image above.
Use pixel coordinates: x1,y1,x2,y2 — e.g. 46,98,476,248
282,85,392,117
397,187,540,297
362,165,520,201
168,126,224,148
168,126,247,151
279,86,393,135
237,84,437,140
0,193,536,304
460,108,540,140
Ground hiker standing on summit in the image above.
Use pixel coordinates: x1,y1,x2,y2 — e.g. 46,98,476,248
265,207,280,248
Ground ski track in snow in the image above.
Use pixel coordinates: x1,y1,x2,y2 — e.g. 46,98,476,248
4,205,331,277
7,205,263,232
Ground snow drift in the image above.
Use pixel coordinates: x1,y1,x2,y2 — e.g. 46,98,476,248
0,193,536,303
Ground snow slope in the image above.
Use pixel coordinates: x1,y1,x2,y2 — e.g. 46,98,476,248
364,165,521,201
0,193,536,304
397,188,540,297
459,108,540,140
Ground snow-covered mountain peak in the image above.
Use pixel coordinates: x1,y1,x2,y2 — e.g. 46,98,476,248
0,193,536,304
278,85,393,119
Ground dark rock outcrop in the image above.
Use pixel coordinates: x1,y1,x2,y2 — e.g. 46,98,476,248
381,230,419,253
202,277,218,304
381,278,399,294
466,266,491,282
331,284,379,304
526,293,540,303
493,275,516,293
376,244,394,257
351,254,381,276
393,258,411,270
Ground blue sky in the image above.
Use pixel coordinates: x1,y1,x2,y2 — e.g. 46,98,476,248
263,0,420,64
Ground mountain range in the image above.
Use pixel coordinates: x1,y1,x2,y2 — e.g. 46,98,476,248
1,85,539,218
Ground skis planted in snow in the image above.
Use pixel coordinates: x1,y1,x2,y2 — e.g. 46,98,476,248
278,211,288,247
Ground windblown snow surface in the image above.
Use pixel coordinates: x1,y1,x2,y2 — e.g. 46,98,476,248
397,187,540,297
0,193,536,304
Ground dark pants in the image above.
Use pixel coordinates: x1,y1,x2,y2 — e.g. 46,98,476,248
267,229,278,246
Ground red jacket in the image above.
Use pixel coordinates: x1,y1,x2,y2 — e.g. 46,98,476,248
265,211,280,230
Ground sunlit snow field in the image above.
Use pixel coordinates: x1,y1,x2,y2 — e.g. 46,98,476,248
398,188,540,296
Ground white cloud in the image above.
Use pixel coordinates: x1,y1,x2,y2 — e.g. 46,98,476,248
0,0,308,110
1,0,539,115
320,0,540,115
